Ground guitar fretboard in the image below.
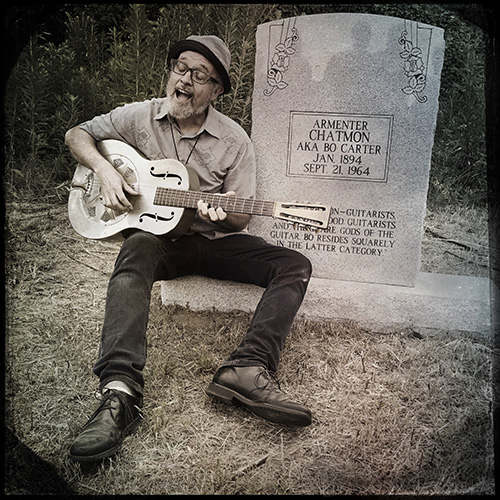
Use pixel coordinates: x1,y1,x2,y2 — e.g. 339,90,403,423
153,187,276,216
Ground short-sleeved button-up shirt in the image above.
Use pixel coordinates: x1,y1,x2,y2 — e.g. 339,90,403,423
79,98,256,239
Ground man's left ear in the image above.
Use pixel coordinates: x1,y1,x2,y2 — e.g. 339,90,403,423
211,84,224,100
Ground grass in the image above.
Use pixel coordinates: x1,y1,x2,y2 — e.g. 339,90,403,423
4,201,495,494
422,205,490,278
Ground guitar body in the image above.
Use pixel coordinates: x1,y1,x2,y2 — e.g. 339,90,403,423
68,140,199,239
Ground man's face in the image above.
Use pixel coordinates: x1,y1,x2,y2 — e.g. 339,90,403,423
166,50,223,121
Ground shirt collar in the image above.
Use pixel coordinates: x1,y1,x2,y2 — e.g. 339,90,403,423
154,99,220,139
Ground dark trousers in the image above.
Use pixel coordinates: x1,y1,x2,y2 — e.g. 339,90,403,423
93,230,312,396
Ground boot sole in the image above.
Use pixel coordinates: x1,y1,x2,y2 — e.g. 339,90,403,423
206,382,311,426
68,417,141,463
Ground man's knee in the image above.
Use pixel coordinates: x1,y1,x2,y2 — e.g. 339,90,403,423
283,249,312,281
297,253,312,280
119,230,163,263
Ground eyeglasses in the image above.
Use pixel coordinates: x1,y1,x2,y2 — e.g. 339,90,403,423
170,59,220,85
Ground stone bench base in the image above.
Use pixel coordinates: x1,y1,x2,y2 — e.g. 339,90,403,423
160,272,494,334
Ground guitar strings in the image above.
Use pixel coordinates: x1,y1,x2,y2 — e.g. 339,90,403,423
154,188,275,217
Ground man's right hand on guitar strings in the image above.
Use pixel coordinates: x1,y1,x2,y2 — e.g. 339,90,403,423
97,163,139,212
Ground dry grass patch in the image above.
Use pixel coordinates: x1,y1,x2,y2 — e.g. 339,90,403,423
422,205,490,276
4,201,494,494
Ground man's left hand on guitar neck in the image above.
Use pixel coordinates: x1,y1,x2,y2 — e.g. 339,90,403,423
197,191,251,231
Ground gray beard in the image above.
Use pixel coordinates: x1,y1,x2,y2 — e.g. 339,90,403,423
164,94,210,121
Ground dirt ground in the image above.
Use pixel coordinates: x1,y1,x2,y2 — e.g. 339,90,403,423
4,201,495,495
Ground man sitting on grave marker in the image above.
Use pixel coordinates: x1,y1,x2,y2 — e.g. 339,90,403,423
65,34,312,463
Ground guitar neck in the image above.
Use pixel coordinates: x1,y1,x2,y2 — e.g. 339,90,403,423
153,187,276,217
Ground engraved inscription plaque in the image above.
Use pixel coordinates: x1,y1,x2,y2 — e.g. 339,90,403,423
287,112,393,182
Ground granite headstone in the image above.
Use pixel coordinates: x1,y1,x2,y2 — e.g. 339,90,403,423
250,13,445,286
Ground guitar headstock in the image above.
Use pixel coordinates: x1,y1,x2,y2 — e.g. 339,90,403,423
273,203,331,229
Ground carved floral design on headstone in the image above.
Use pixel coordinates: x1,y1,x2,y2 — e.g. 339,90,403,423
399,22,429,103
264,18,299,96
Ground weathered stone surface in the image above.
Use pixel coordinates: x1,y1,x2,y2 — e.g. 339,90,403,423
250,13,445,286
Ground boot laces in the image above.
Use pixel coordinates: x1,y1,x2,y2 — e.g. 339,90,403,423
88,388,135,425
254,369,281,392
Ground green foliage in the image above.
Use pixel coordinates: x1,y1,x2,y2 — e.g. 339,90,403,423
3,4,488,208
